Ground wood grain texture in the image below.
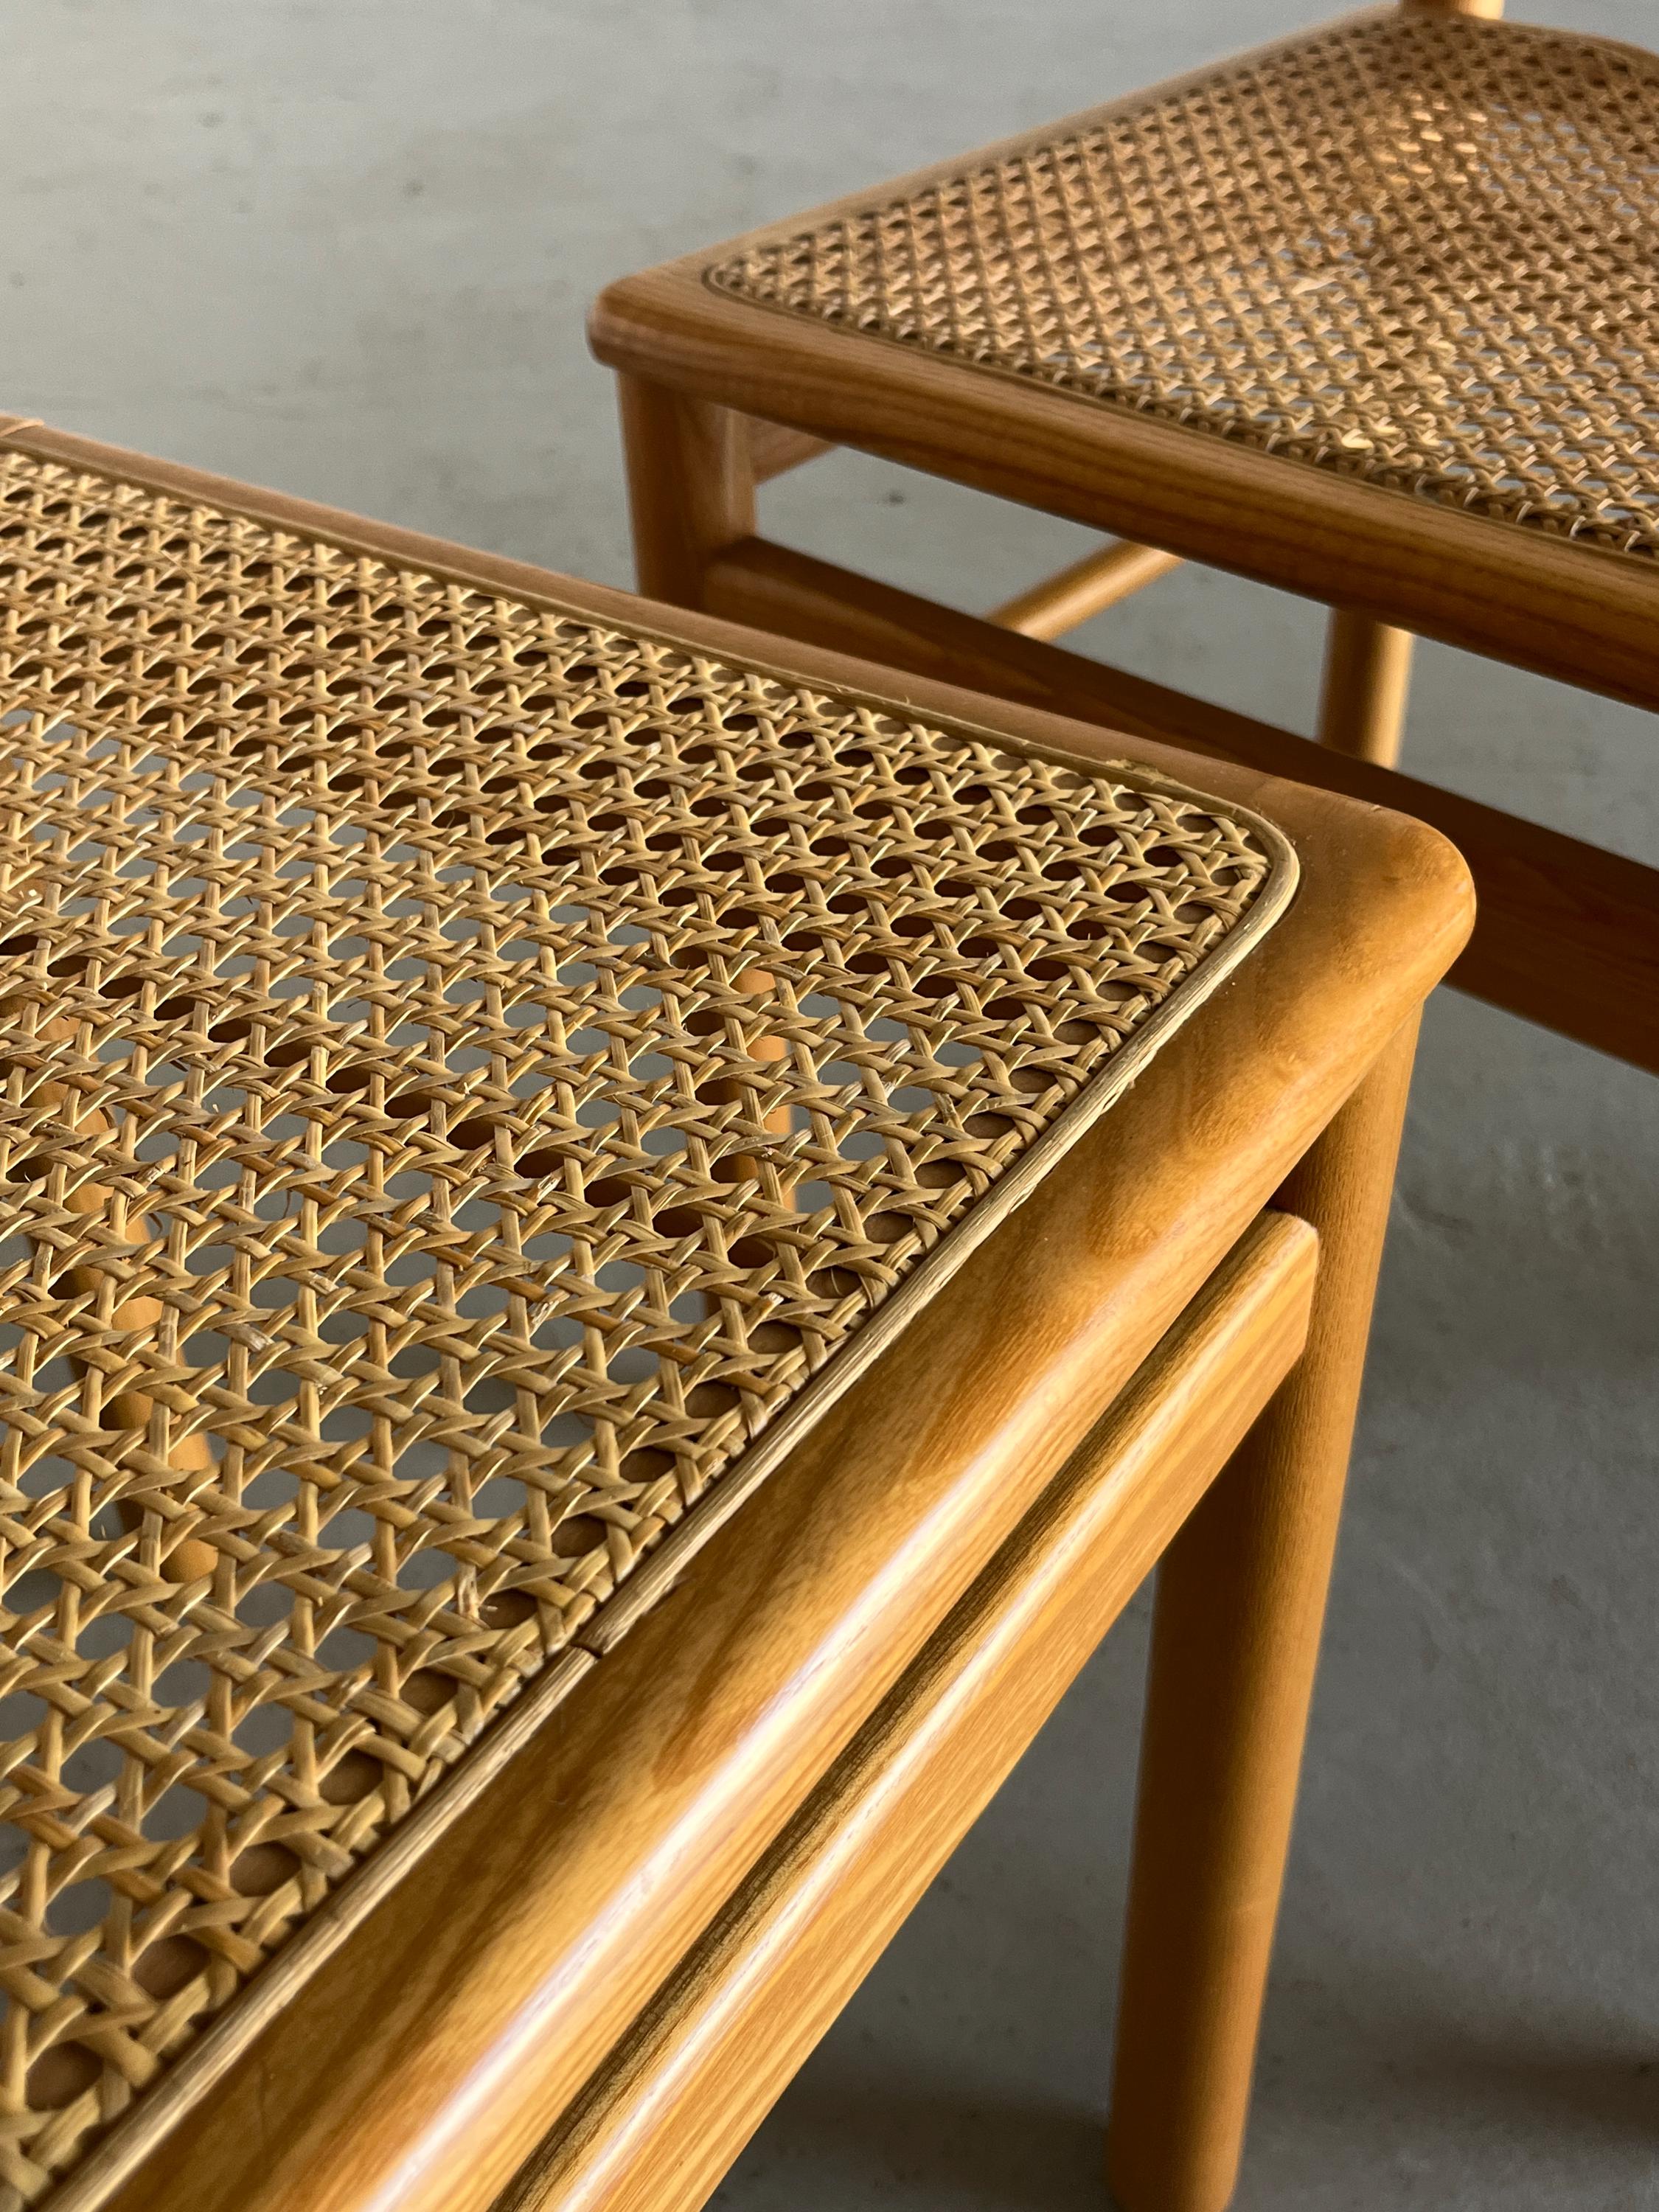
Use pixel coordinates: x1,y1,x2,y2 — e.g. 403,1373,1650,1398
1109,1023,1420,2212
1316,608,1415,767
588,90,1659,717
700,533,1659,1077
0,422,1465,2212
989,538,1183,639
493,1211,1318,2212
617,374,754,606
748,418,835,482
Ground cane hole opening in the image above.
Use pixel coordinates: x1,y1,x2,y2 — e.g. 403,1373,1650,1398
863,1211,911,1244
479,1587,538,1630
619,1447,675,1482
230,1842,301,1896
319,1750,382,1805
27,2042,101,2111
133,1933,209,2000
583,1175,633,1208
399,1669,455,1716
549,1512,607,1559
748,1319,802,1354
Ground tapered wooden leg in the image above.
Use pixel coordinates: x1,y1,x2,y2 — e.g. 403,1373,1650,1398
1107,1019,1420,2212
616,374,755,609
1315,608,1415,767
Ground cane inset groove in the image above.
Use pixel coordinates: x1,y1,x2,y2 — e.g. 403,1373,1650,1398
0,441,1288,2205
710,15,1659,557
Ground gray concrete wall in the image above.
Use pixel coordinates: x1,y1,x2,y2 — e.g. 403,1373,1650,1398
4,3,1655,2203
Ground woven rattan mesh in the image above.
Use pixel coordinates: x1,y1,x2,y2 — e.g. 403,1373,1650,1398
0,442,1286,2202
710,15,1659,556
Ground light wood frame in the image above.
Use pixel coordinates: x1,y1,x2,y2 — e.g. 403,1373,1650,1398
17,431,1469,2212
498,1207,1324,2212
588,2,1659,1080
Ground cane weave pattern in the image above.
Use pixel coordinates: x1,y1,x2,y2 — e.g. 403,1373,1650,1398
710,15,1659,557
0,441,1287,2203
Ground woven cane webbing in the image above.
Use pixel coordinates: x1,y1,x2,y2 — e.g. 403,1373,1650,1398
710,15,1659,557
0,441,1289,2203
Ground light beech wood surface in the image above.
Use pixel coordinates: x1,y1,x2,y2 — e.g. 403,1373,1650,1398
0,426,1467,2212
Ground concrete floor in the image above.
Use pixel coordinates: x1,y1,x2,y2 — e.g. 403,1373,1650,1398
4,1,1656,2203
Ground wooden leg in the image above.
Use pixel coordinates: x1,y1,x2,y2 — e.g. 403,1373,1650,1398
1107,1019,1420,2212
496,1217,1319,2212
616,374,755,609
989,540,1183,640
1316,608,1415,767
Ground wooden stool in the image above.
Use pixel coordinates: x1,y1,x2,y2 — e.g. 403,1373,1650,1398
589,0,1659,1078
0,420,1468,2212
